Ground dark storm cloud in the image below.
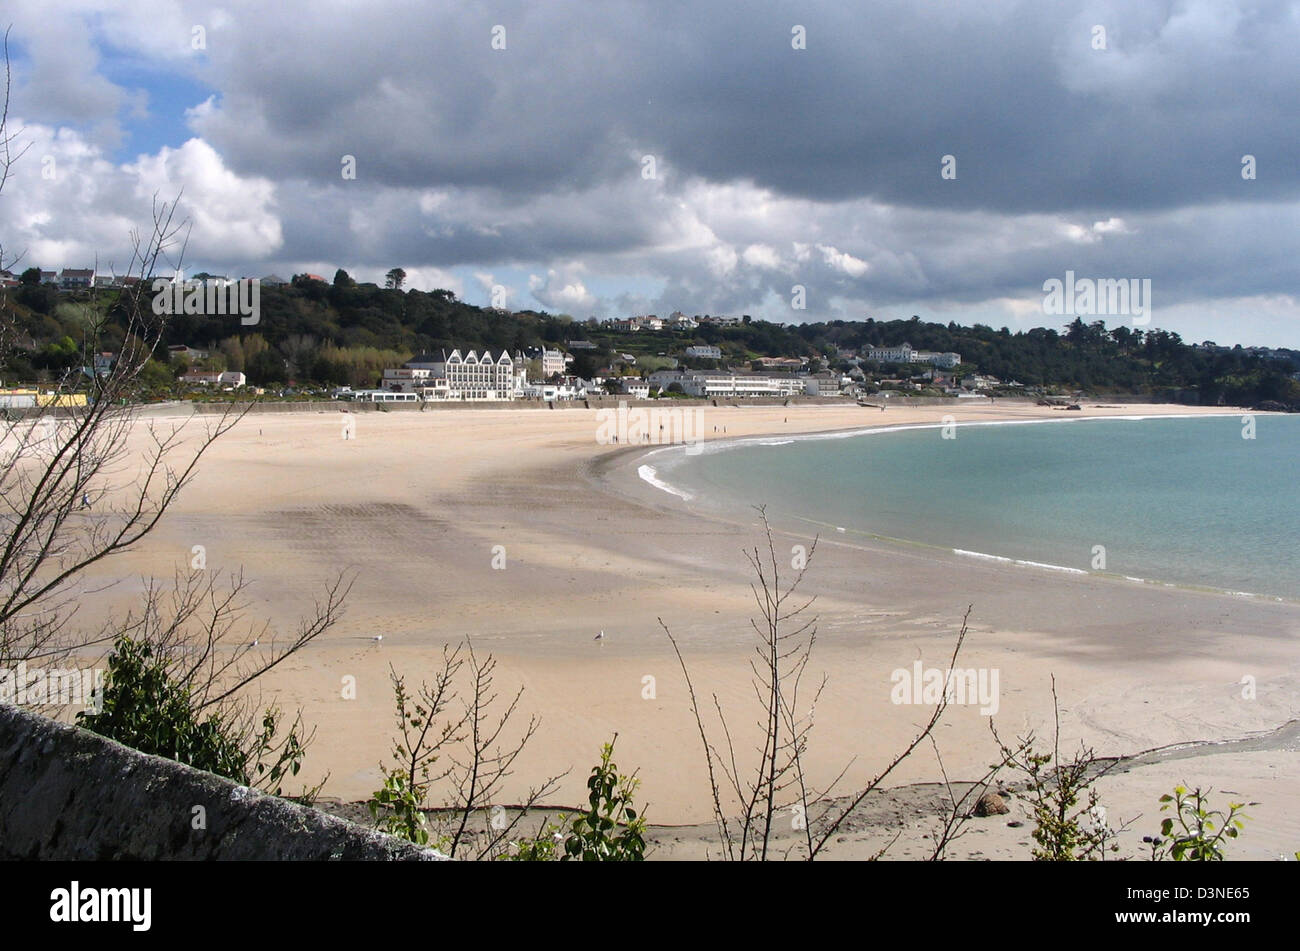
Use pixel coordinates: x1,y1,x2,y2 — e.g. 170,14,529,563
191,1,1300,213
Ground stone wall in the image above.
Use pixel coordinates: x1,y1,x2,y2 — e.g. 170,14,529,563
181,395,863,414
0,705,445,860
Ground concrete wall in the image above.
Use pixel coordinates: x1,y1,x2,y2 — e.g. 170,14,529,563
185,395,863,414
0,705,445,860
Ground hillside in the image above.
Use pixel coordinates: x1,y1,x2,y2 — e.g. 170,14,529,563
2,274,1297,407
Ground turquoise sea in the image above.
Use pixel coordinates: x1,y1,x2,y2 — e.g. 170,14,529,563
644,414,1300,599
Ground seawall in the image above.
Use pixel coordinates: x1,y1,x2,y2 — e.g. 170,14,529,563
0,705,446,860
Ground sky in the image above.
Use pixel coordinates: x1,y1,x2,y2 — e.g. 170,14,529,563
2,1,1299,347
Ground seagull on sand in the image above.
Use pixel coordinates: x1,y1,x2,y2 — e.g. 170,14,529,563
594,630,605,641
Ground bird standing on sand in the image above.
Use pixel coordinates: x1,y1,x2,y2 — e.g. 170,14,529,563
373,635,383,643
594,630,605,641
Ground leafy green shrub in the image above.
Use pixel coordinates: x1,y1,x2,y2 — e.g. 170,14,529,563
77,637,245,776
77,636,312,796
1144,786,1247,861
561,737,647,861
368,772,430,846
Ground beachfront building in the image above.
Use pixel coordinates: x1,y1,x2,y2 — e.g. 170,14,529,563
522,381,584,400
647,369,685,390
0,389,36,409
803,373,848,396
381,367,435,390
617,378,651,398
0,389,89,408
676,372,805,398
402,349,524,400
346,390,422,403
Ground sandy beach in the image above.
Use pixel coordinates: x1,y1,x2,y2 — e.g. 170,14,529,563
72,399,1300,859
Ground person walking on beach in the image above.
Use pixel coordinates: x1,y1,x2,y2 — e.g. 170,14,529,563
81,492,91,510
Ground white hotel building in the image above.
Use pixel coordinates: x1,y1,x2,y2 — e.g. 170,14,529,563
384,349,525,400
649,370,805,398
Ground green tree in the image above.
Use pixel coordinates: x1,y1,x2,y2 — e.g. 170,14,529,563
138,358,175,390
218,336,246,372
247,348,287,385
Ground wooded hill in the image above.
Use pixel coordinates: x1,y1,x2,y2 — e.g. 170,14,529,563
2,272,1297,407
